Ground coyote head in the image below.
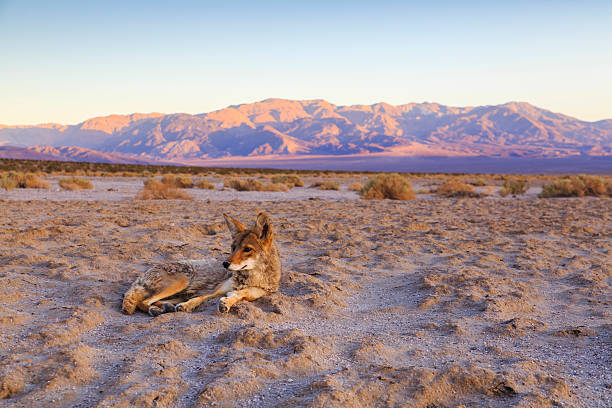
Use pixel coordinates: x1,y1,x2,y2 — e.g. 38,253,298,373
222,212,274,272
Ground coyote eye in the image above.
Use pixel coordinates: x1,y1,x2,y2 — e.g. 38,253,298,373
243,247,252,253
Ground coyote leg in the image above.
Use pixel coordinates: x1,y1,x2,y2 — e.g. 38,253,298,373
218,287,268,313
147,297,184,314
137,277,189,316
176,278,233,313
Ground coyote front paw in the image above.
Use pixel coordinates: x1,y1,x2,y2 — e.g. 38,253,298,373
175,302,193,313
218,297,230,313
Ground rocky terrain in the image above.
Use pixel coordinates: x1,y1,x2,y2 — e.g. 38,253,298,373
1,99,611,164
0,181,610,407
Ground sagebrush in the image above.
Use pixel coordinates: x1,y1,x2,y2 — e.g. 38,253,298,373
310,180,340,190
436,179,481,198
136,179,194,200
161,174,194,188
58,177,93,190
195,179,215,189
0,172,50,190
224,178,288,192
499,178,528,197
539,175,612,198
359,174,415,200
270,175,304,188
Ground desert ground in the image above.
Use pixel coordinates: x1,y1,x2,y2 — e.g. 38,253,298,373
0,177,610,407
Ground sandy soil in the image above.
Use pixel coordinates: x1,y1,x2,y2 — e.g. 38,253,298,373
0,187,610,407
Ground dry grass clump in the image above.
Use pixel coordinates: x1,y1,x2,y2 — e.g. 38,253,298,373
499,178,528,197
270,174,304,188
309,180,340,190
468,178,487,187
359,174,415,200
539,175,612,198
58,177,93,190
161,174,194,188
136,179,194,200
195,179,215,189
0,172,50,190
348,181,363,192
436,179,481,198
224,178,288,192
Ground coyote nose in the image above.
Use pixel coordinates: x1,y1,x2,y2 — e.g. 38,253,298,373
222,261,230,269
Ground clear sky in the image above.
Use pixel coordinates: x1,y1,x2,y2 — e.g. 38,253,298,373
1,0,611,125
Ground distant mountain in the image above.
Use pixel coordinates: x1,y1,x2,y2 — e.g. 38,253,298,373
1,99,611,164
0,145,162,164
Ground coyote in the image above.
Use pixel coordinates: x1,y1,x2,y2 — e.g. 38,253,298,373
122,212,281,316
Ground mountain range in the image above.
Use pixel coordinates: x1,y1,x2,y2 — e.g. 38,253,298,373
1,99,611,165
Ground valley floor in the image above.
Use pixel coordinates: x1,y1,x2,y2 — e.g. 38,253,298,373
0,193,610,407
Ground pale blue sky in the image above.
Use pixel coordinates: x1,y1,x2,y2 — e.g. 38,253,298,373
1,0,611,125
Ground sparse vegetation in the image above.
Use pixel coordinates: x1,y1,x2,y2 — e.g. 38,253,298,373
359,174,415,200
436,179,481,198
0,172,50,190
270,174,304,188
499,178,528,197
224,178,288,192
161,174,194,188
468,178,487,187
310,180,340,190
136,179,194,200
195,179,215,189
539,175,612,198
58,177,93,190
348,181,362,192
0,157,371,177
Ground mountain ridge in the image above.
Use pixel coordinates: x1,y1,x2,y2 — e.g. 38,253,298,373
1,99,611,163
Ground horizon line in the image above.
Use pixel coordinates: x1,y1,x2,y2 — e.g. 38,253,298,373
2,98,610,127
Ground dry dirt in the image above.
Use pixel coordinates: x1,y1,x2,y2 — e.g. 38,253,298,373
0,185,611,407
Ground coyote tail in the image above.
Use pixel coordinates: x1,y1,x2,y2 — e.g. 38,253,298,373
122,284,148,315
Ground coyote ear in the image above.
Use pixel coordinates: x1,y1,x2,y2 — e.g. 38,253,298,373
253,212,273,246
223,213,246,237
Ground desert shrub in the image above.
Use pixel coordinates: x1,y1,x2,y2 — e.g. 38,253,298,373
0,172,17,190
174,175,194,188
265,183,288,192
436,179,480,198
58,177,93,190
271,174,304,188
320,181,340,190
539,175,612,198
348,181,363,192
0,172,50,190
359,174,415,200
499,178,528,197
468,178,487,187
195,179,215,189
22,173,50,189
224,178,288,192
309,180,340,190
161,174,194,188
136,179,194,200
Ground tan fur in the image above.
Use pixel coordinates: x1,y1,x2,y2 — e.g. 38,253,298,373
122,212,282,316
